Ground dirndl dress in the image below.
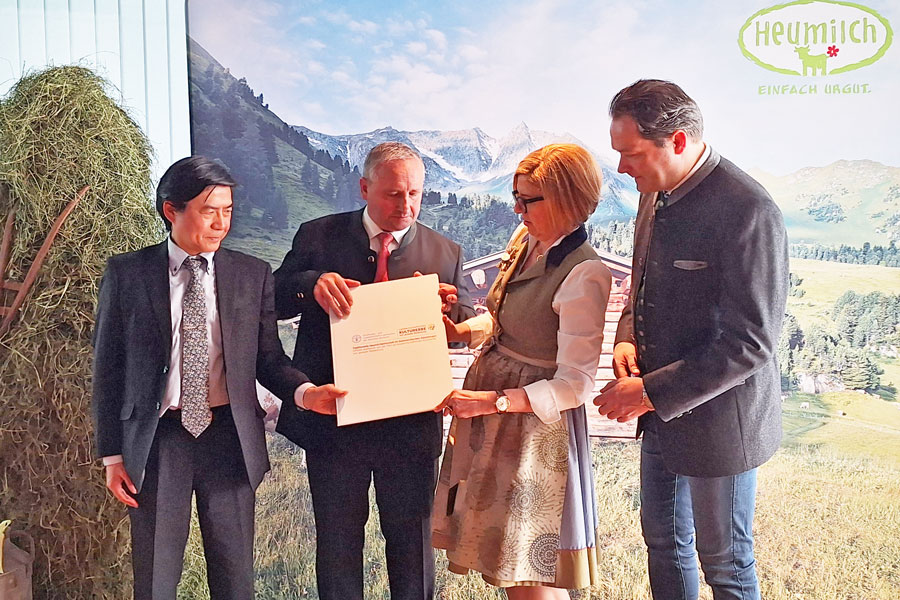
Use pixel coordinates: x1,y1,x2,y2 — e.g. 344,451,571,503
432,233,601,590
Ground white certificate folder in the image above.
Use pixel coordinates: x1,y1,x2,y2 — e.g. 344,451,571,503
330,274,453,426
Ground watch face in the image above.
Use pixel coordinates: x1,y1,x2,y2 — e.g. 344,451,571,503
496,395,510,413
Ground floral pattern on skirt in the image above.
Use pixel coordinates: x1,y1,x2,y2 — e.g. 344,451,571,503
433,348,600,589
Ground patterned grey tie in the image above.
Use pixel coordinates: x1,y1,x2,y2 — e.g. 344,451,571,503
181,256,212,437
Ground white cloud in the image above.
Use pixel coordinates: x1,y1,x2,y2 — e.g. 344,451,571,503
405,42,429,56
321,9,351,24
191,0,900,171
306,60,326,75
424,29,447,51
457,44,486,63
386,18,417,36
347,19,378,35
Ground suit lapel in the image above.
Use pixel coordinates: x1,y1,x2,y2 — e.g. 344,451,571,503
145,241,171,348
213,248,235,359
629,193,656,312
397,221,418,251
350,209,372,254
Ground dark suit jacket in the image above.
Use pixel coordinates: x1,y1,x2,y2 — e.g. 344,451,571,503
273,209,474,457
92,242,308,491
615,150,789,477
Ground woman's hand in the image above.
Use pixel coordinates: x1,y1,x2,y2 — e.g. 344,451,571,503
443,315,471,344
434,389,498,418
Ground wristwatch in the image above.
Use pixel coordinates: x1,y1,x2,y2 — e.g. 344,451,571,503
494,391,510,413
641,385,654,411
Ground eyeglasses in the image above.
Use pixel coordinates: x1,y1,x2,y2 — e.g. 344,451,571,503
511,191,545,213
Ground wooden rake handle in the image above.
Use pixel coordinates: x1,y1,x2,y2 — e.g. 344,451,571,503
0,185,89,337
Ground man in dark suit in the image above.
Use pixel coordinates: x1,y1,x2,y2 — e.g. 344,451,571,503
92,156,342,600
274,142,474,600
595,80,788,600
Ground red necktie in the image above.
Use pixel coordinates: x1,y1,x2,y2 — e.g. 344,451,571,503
374,232,393,282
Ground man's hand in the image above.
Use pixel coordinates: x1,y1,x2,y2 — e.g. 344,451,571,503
594,377,651,422
438,282,459,314
434,389,497,418
313,272,360,318
612,341,641,378
414,271,458,314
105,463,138,508
300,384,348,415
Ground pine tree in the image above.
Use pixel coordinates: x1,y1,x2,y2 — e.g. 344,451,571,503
840,349,880,390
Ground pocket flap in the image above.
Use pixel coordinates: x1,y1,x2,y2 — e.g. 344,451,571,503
673,260,708,270
119,403,134,420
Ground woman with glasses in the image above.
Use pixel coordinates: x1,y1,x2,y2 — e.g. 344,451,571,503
433,144,611,598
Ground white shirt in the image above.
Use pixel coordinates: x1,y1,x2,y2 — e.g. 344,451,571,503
667,143,710,195
162,238,229,414
361,206,410,252
466,229,610,424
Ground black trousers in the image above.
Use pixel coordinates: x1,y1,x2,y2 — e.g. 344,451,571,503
129,406,255,600
305,447,438,600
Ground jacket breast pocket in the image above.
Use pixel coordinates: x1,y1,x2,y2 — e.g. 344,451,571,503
673,260,708,271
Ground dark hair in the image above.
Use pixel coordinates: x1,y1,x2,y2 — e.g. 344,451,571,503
609,79,703,145
156,156,237,230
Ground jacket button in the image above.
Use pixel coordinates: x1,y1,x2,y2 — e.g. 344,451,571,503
156,401,161,410
297,292,304,299
638,330,645,337
640,344,647,351
367,255,375,263
162,365,169,374
637,315,643,322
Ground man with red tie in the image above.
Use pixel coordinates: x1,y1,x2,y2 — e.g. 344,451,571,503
274,142,474,600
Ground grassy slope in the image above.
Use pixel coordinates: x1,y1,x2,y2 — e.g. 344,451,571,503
177,434,900,600
787,258,900,331
225,138,336,268
788,258,900,390
171,262,900,599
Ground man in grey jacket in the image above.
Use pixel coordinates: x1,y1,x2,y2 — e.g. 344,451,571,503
595,79,788,600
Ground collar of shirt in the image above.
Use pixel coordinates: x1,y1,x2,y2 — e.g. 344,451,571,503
167,236,216,276
666,142,710,196
524,225,578,262
361,206,410,248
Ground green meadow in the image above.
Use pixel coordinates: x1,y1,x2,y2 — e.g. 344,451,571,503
171,258,900,598
175,397,900,599
787,257,900,332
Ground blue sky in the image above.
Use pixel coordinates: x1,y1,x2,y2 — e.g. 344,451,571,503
187,0,899,174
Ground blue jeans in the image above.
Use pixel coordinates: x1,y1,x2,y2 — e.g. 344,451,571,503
640,421,760,600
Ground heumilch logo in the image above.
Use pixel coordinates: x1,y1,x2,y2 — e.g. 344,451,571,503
739,0,892,76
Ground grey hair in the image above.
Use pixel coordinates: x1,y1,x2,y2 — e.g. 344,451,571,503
362,142,423,179
609,79,704,145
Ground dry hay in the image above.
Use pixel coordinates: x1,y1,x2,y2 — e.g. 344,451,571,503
0,65,163,598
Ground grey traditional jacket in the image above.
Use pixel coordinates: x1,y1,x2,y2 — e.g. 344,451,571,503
615,149,789,477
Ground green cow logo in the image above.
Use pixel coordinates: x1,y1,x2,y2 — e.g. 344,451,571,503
793,45,829,75
739,0,893,76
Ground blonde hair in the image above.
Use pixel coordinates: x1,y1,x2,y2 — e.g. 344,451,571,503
514,144,602,230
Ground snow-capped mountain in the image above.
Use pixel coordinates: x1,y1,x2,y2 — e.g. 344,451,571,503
294,122,638,222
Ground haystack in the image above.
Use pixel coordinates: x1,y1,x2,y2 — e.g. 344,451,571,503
0,65,162,598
